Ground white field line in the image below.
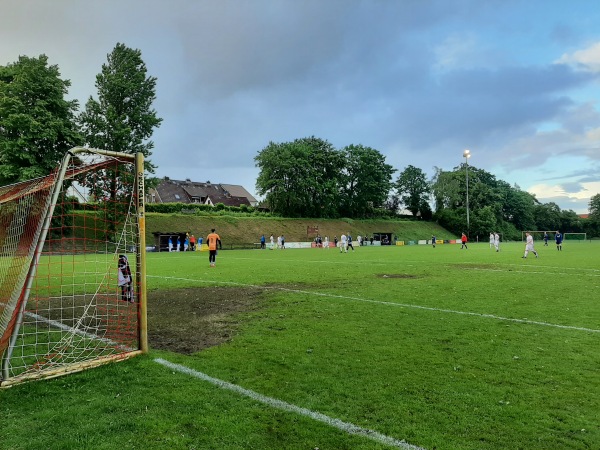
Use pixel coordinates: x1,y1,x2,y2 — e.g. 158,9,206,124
147,275,600,334
154,358,425,450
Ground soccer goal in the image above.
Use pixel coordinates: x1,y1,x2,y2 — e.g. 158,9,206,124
564,233,587,241
0,148,147,387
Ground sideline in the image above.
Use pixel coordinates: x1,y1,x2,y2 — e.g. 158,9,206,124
154,358,425,450
147,275,600,334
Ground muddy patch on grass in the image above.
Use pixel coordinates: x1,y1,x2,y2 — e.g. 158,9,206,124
147,286,265,355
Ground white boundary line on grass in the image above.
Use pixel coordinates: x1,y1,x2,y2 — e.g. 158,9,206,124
154,358,425,450
147,275,600,334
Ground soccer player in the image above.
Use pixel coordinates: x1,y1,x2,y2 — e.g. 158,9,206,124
489,232,494,249
323,236,329,249
543,232,549,246
522,232,538,258
340,233,348,253
460,233,468,249
494,232,500,252
189,234,196,251
206,228,222,267
347,233,355,251
118,254,133,302
432,235,436,248
555,230,563,251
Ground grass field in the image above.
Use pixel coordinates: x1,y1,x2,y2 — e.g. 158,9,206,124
2,240,599,449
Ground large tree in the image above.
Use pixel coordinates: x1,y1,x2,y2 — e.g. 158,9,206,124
395,165,431,217
79,43,161,172
0,55,81,185
339,144,395,218
589,193,600,221
255,137,342,217
586,194,600,236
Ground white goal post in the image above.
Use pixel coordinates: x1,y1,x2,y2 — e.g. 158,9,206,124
0,147,147,387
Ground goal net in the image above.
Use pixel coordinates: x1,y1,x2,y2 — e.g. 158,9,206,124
564,233,586,241
0,148,147,387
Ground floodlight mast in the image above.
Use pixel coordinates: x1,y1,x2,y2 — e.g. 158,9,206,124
463,149,471,233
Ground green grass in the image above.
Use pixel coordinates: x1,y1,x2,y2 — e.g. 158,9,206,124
2,241,600,449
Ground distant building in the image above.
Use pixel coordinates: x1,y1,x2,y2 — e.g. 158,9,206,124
148,177,258,207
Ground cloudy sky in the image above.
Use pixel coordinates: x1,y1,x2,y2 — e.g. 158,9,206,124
2,0,599,213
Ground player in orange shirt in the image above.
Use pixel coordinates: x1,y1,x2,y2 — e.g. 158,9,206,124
206,228,222,267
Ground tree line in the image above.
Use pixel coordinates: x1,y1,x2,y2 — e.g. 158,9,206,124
255,137,598,240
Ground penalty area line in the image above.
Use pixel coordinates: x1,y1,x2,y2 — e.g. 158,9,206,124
154,358,425,450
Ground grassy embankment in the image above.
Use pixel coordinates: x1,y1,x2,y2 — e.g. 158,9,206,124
144,213,455,247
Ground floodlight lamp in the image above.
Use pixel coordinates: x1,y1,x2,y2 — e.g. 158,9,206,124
463,149,471,158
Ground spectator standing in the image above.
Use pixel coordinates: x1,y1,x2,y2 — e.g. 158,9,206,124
176,236,181,252
260,234,266,249
189,234,196,251
432,235,436,248
270,234,274,249
324,236,329,249
168,236,173,252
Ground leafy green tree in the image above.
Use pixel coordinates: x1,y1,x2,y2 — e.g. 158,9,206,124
533,202,561,231
559,209,585,233
255,137,342,217
589,194,600,222
79,43,161,172
395,165,430,217
78,43,161,238
0,55,82,185
471,206,497,238
339,145,395,218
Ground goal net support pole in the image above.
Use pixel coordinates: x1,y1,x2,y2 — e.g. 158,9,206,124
0,147,147,387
